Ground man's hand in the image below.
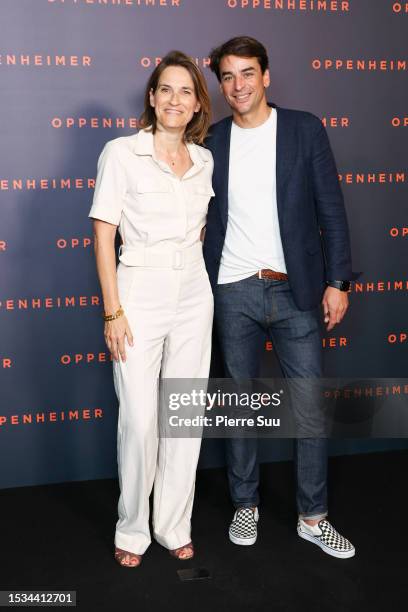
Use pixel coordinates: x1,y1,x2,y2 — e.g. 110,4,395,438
322,286,349,331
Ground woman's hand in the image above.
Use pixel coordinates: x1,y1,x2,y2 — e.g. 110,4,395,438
104,315,134,362
92,220,134,362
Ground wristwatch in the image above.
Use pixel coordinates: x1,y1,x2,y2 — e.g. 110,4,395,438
326,280,351,292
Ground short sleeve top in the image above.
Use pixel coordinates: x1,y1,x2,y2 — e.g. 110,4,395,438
88,129,214,255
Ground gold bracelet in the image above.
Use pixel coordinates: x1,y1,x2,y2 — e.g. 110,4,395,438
103,305,124,322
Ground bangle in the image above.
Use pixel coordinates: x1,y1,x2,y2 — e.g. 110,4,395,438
103,305,124,322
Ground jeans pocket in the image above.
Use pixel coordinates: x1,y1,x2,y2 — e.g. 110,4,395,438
217,282,237,290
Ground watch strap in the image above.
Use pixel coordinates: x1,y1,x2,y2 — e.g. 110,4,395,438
326,280,351,292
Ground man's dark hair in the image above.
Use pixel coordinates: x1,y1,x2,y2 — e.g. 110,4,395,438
209,36,269,82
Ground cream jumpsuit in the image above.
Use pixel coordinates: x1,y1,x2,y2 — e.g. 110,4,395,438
88,129,214,554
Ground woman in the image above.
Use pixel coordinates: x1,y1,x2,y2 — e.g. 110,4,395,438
88,51,214,567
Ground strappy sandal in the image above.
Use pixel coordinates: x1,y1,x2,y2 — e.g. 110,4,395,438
169,541,194,560
114,546,142,568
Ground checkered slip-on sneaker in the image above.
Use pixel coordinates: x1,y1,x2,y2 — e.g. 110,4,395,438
297,518,355,559
229,507,259,546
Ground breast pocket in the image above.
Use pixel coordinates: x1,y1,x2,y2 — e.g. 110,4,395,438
193,184,215,197
134,178,173,213
190,184,215,210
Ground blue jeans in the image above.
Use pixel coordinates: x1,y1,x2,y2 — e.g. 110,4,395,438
214,275,328,520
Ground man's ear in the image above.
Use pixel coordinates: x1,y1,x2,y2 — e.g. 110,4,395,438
263,69,270,89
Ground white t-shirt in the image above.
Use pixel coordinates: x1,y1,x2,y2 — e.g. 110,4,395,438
218,108,287,284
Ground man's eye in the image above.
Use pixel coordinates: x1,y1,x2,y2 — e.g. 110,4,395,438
245,72,254,78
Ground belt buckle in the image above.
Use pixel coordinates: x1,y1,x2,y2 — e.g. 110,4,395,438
173,250,184,270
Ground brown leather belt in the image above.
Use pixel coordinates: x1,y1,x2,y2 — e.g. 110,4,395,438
253,269,288,281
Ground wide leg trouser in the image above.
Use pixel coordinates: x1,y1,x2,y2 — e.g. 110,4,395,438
113,258,213,555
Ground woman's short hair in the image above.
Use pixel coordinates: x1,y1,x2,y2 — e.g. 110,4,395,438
209,36,269,82
139,50,211,144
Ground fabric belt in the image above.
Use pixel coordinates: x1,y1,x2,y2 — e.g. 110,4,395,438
118,242,203,269
254,269,288,281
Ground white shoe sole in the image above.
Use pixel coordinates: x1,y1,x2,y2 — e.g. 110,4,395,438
229,531,257,546
297,528,355,559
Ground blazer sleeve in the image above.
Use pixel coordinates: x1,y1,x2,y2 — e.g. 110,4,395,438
88,141,126,226
310,120,352,280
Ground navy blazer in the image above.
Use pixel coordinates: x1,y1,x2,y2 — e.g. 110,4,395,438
203,104,352,311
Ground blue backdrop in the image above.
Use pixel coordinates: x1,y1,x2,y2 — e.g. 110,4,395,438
1,0,407,489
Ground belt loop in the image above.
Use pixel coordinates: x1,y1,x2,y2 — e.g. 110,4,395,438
258,269,262,280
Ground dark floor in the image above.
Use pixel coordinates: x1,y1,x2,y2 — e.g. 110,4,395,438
1,451,407,612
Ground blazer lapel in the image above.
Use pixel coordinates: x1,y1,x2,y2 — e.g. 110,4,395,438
213,117,232,230
276,106,297,229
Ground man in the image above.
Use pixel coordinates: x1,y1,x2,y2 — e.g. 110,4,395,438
203,36,355,559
